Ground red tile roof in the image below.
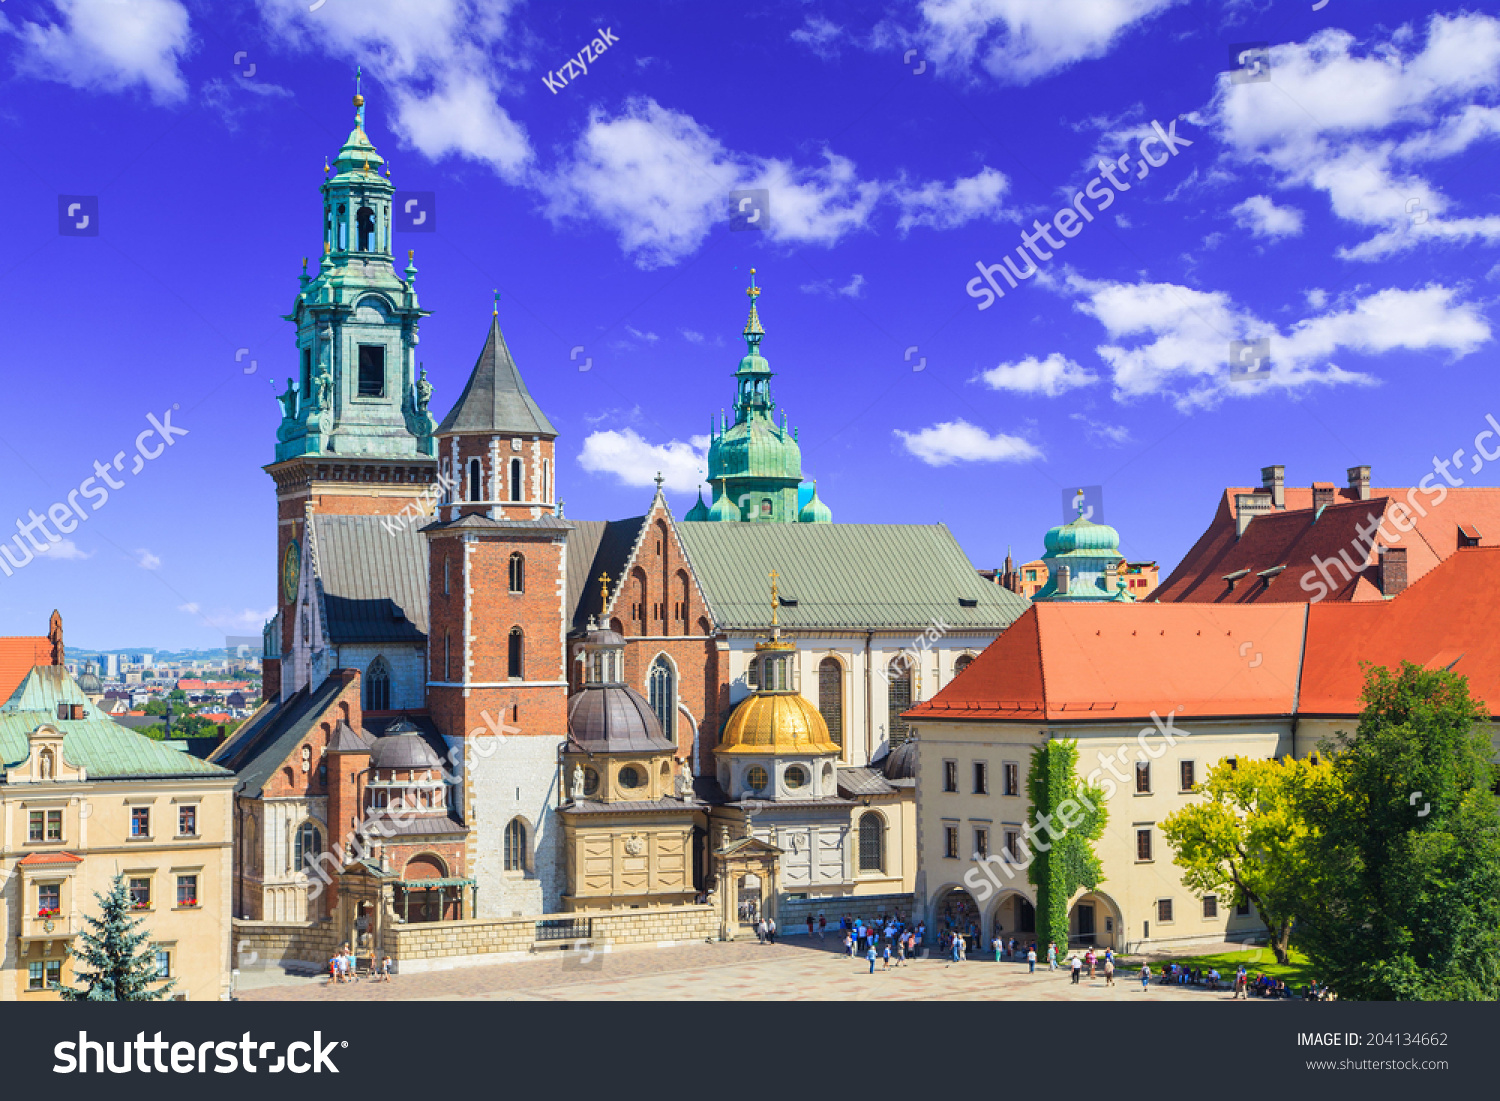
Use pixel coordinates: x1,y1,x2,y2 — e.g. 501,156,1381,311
907,601,1307,723
0,637,54,703
1153,484,1500,604
17,851,83,865
912,546,1500,725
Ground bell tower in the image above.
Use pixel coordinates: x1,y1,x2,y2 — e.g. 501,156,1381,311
264,74,441,662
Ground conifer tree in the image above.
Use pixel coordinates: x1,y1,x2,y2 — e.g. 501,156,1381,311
54,873,176,1001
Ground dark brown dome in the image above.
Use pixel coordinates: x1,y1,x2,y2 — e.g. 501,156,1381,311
370,721,443,770
567,684,674,754
882,740,918,781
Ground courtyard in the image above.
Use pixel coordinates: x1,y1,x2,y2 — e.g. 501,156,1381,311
237,937,1278,1002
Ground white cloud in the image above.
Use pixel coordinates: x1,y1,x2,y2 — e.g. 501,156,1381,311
791,16,843,59
1070,413,1132,447
625,326,660,344
917,0,1184,84
135,548,161,570
1065,273,1490,410
894,167,1009,232
1211,15,1500,259
177,602,200,615
977,352,1098,396
1231,195,1304,239
578,429,709,491
894,420,1041,466
4,0,192,102
192,606,276,633
680,329,705,344
256,0,532,179
800,273,866,298
34,538,91,561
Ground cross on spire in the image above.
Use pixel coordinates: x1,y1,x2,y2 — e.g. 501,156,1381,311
493,288,500,316
769,569,780,629
598,571,612,611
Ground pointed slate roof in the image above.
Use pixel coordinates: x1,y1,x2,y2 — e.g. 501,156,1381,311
436,315,557,438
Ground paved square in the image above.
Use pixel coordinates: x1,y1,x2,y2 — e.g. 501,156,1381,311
239,937,1268,1002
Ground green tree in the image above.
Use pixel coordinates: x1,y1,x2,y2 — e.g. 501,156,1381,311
168,688,187,701
1296,662,1500,1000
1160,756,1325,965
143,698,167,716
54,874,175,1001
1026,739,1108,951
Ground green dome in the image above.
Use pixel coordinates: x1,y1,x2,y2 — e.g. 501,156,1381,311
684,488,709,522
1044,516,1121,556
710,417,803,481
798,483,832,524
706,482,740,521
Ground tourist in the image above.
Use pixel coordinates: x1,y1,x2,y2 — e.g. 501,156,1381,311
767,916,777,944
867,943,877,974
993,935,1003,963
818,913,827,939
1026,945,1037,973
1070,954,1083,984
1139,963,1152,991
1047,941,1058,971
756,917,766,944
1208,967,1221,991
883,942,892,970
328,955,341,984
1008,936,1017,961
377,955,392,982
807,915,814,938
1233,965,1247,999
1085,948,1096,979
845,931,854,957
1104,956,1115,986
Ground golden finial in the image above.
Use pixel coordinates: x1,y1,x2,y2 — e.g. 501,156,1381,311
769,569,780,629
746,267,760,300
599,571,612,611
323,156,330,175
408,248,414,262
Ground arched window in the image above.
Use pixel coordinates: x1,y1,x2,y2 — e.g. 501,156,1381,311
356,206,375,251
468,458,482,503
887,657,912,747
503,818,527,872
510,458,522,501
858,812,885,872
294,822,322,872
818,657,843,748
336,203,347,250
509,552,525,593
953,654,975,678
648,656,675,741
507,628,524,680
365,657,391,711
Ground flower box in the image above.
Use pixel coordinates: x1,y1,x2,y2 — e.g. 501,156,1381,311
36,908,60,918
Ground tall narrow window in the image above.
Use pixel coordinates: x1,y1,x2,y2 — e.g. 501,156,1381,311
510,458,522,501
443,557,450,597
504,818,527,872
300,347,312,396
336,204,347,250
508,552,525,593
365,656,391,711
444,631,451,681
887,657,912,747
648,656,675,741
818,657,843,747
542,459,550,502
858,812,885,872
357,345,385,397
468,458,482,502
507,628,524,680
356,206,375,251
294,822,321,871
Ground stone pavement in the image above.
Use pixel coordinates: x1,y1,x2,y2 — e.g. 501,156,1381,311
238,936,1272,1002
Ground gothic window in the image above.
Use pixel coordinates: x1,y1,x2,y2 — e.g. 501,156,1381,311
953,654,975,679
648,656,675,741
503,818,528,872
858,812,885,872
443,631,451,681
365,657,391,711
542,459,549,502
294,822,322,872
887,657,912,747
510,458,523,501
508,552,525,593
356,206,375,251
336,203,347,250
468,458,482,502
507,628,524,680
818,657,844,747
357,345,385,397
443,557,450,597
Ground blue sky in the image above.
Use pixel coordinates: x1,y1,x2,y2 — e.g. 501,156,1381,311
0,0,1496,649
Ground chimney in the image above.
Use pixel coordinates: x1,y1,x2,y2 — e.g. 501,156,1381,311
1347,465,1371,501
1261,465,1285,508
1054,565,1070,594
1312,482,1336,512
1379,546,1408,597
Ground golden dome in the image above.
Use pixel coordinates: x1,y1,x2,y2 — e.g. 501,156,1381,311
717,692,840,756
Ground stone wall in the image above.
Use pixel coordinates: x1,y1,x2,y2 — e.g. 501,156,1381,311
385,904,718,973
777,893,916,930
233,918,341,973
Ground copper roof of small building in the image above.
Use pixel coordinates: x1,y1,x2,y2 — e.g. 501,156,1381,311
836,766,896,798
370,723,444,770
879,741,919,781
566,684,675,754
435,315,558,438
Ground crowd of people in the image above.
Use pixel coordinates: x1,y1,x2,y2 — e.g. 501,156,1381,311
327,943,393,984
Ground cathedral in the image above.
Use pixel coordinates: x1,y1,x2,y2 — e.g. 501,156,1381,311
215,89,1028,945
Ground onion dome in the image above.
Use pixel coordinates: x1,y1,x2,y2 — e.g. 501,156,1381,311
881,740,919,781
370,718,441,770
706,481,740,521
1043,514,1122,555
75,663,102,695
684,486,710,522
797,482,832,524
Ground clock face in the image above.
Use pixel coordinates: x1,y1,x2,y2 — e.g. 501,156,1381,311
282,539,301,603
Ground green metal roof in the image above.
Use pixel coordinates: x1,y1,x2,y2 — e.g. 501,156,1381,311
675,523,1029,631
0,667,229,780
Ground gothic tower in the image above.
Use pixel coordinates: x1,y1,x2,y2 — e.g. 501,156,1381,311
424,304,569,916
264,78,441,662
